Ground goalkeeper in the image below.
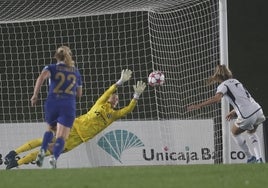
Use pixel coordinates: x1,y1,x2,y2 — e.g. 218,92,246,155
4,69,146,169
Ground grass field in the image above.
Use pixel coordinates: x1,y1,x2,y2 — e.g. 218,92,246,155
1,164,267,188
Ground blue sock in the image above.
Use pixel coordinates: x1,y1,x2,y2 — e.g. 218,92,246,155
41,131,54,152
53,137,65,160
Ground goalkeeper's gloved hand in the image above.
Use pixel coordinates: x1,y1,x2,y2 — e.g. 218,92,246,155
116,69,132,85
133,81,146,99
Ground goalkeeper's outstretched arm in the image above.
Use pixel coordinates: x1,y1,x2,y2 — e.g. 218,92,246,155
95,69,133,105
116,69,132,86
113,80,146,118
133,81,146,100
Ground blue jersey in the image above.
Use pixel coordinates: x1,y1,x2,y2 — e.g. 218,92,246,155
43,62,82,127
44,63,82,99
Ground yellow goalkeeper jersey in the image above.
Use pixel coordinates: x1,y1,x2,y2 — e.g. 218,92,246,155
73,84,137,142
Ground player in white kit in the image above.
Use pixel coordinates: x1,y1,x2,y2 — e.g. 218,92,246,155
187,64,266,163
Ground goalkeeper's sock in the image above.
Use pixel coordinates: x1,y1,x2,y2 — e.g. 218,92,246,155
53,137,65,160
41,131,54,152
15,138,42,154
248,133,262,160
18,150,51,166
232,134,252,158
18,150,39,166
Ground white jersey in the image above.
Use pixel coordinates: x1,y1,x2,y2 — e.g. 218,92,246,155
216,78,261,119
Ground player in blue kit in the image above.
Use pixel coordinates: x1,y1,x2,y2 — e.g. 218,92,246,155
30,46,82,168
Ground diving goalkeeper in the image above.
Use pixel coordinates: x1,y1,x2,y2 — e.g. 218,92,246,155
4,69,146,169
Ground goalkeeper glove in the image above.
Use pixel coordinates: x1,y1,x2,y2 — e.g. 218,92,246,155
133,81,146,99
116,69,132,85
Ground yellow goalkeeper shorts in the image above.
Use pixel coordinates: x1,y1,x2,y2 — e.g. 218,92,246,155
63,127,84,153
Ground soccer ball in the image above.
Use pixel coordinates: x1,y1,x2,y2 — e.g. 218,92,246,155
148,71,165,86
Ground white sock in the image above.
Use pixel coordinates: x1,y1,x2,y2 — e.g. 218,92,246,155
232,134,252,158
248,133,261,160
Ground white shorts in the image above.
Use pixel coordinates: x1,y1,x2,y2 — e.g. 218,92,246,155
235,109,266,130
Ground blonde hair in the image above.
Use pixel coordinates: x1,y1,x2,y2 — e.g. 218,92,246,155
54,46,74,67
207,64,233,85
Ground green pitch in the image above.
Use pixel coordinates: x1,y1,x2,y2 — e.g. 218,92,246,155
1,164,267,188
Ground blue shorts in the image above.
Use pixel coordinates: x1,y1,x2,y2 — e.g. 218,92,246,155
44,98,76,128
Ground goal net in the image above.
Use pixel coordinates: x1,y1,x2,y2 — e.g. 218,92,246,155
0,0,226,166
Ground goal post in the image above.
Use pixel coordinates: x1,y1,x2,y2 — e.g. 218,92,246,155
219,0,230,164
0,0,231,167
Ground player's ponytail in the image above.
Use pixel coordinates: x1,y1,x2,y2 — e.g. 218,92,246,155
55,46,75,67
207,64,233,85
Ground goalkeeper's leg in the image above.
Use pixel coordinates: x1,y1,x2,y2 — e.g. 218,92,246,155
16,138,43,153
6,150,51,170
4,138,42,164
18,150,51,166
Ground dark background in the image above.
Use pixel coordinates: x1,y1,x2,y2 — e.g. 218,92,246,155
227,1,267,114
228,0,268,161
